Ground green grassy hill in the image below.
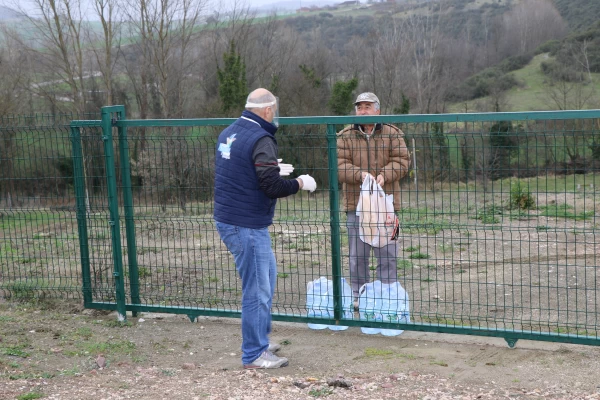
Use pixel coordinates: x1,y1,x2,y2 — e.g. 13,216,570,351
448,53,600,112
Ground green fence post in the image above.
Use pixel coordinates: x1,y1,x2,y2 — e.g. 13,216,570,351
327,123,343,323
101,106,127,321
70,125,92,307
115,106,141,315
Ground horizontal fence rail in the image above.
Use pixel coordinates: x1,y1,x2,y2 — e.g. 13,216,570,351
1,107,600,346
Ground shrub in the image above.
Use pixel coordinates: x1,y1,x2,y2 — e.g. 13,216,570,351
535,40,562,55
497,54,533,73
509,181,536,210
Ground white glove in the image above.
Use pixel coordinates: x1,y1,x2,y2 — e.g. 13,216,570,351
277,159,294,176
298,174,317,192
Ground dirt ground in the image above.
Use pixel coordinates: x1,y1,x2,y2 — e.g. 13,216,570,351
1,301,600,400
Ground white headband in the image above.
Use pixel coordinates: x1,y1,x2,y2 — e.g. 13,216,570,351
245,100,276,108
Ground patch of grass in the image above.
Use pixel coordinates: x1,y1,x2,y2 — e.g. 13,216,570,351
137,267,152,278
401,220,452,235
9,372,54,380
396,259,413,270
0,244,17,256
78,340,136,356
59,365,81,376
16,392,45,400
398,207,431,217
536,225,550,231
277,273,289,278
131,354,147,363
431,360,448,367
408,252,430,260
421,278,435,282
438,243,454,253
479,214,500,224
474,205,502,224
75,327,93,340
3,279,58,302
136,247,160,255
403,245,420,252
103,320,133,328
364,347,395,358
308,387,333,397
161,368,177,376
1,345,30,358
538,204,594,220
426,264,436,269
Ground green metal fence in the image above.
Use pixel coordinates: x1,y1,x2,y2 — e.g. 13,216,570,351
0,112,98,302
2,106,600,347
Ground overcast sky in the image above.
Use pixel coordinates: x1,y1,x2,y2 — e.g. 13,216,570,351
1,0,328,19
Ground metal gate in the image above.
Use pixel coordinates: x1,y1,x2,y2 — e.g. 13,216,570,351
70,105,600,347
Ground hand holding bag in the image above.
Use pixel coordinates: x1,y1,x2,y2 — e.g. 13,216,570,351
355,174,399,248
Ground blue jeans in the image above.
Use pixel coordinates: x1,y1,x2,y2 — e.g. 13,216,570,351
215,221,276,365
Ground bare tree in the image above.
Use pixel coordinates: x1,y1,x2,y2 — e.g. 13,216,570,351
88,0,122,107
501,0,567,56
15,0,88,113
122,0,207,119
368,19,412,113
0,28,28,115
403,6,448,114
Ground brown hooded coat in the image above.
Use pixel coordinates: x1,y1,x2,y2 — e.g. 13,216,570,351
337,123,411,212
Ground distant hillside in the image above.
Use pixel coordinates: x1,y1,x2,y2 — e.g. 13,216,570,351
447,53,600,112
253,0,338,13
0,6,25,21
553,0,600,32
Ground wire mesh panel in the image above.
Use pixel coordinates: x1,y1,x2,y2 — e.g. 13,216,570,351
4,109,600,346
392,116,600,339
105,111,600,345
76,124,116,304
0,114,97,302
122,125,227,310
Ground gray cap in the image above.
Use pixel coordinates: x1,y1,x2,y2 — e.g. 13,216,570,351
354,92,380,105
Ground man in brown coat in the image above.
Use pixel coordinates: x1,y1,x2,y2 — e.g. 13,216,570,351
337,92,411,307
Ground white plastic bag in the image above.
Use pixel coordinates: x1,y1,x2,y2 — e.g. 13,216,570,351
306,276,353,331
356,174,399,248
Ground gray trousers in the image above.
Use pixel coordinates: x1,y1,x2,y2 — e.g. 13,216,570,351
346,212,398,298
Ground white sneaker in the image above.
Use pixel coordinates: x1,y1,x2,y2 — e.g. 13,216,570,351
243,351,289,369
268,343,281,353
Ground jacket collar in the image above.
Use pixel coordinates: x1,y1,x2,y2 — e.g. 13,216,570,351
241,110,278,135
353,123,382,136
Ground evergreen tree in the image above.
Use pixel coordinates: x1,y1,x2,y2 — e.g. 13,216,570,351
328,77,358,115
217,41,247,115
393,93,410,114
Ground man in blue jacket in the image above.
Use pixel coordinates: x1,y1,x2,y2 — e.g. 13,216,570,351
214,88,316,369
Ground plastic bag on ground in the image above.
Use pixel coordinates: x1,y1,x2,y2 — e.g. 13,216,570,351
306,276,353,331
359,280,410,336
